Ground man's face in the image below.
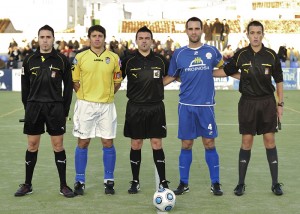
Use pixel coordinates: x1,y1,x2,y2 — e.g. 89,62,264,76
247,26,264,48
186,21,202,44
38,30,54,53
136,32,153,53
89,31,105,49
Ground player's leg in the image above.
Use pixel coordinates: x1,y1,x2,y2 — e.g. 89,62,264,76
15,135,40,197
15,102,43,197
124,102,146,194
174,104,194,195
47,103,74,198
173,140,193,195
149,102,168,189
128,139,143,194
74,138,90,195
98,103,117,195
202,137,223,196
264,133,283,195
234,134,253,196
234,97,256,196
151,138,169,189
72,100,97,195
197,106,222,195
51,135,74,198
260,96,283,195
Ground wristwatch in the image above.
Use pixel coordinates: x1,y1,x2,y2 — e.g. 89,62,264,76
278,102,284,107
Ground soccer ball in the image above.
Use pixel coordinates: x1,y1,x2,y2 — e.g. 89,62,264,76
153,188,176,212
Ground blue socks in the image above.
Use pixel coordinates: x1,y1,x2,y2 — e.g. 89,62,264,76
75,146,88,183
103,145,116,180
179,149,192,184
205,147,220,184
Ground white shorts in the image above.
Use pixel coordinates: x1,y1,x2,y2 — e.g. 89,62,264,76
72,99,117,139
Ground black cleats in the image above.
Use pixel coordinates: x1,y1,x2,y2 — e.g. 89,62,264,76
60,185,75,198
211,182,223,196
234,183,246,196
128,180,140,194
74,181,85,195
159,180,170,189
173,182,189,195
14,184,33,197
272,183,283,196
104,180,115,195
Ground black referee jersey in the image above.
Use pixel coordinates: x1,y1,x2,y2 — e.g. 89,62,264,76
224,44,283,97
21,48,73,117
121,50,169,103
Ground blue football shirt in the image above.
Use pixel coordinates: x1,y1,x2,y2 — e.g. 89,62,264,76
168,44,223,105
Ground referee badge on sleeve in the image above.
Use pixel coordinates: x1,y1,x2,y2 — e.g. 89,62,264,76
153,70,160,78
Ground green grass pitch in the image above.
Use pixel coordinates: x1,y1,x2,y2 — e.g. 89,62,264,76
0,90,299,214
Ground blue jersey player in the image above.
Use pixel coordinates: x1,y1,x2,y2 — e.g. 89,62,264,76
163,17,225,196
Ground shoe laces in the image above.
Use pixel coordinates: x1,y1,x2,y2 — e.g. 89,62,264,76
213,182,221,190
273,183,283,189
160,180,170,188
178,182,188,190
129,180,139,188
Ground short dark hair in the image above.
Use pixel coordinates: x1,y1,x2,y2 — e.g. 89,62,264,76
247,20,264,34
38,25,54,37
135,26,153,40
186,17,203,29
88,25,106,38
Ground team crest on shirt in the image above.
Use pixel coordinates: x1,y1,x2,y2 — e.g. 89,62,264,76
105,57,110,64
153,70,160,78
206,52,212,59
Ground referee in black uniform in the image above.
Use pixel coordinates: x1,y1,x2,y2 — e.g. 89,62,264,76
223,21,284,196
15,25,74,198
121,26,170,194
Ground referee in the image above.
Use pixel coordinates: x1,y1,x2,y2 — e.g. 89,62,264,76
15,25,74,197
121,26,170,194
223,20,284,196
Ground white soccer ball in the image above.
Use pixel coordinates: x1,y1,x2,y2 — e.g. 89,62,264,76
153,188,176,212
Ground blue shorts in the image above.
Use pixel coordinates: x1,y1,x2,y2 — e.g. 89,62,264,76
178,104,218,140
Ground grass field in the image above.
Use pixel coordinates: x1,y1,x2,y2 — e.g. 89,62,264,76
0,90,300,214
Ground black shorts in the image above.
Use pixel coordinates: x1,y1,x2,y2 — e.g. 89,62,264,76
238,95,277,135
124,101,167,139
24,102,66,136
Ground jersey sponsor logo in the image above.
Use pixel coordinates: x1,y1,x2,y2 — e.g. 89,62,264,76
94,58,103,62
153,70,160,78
185,57,209,72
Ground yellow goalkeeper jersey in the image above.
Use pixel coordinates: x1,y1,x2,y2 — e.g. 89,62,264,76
72,49,122,103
